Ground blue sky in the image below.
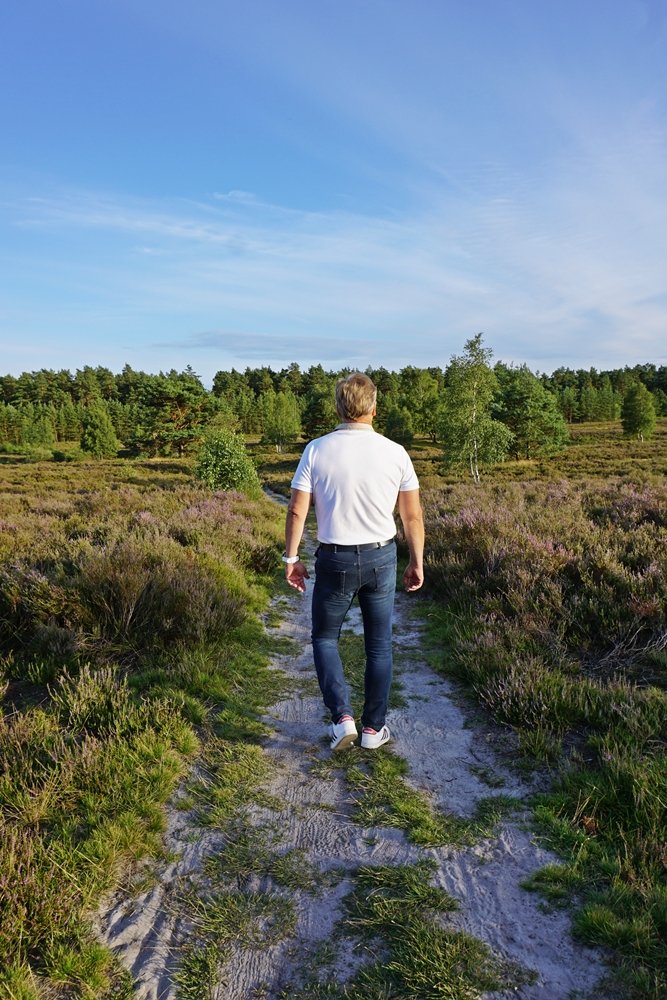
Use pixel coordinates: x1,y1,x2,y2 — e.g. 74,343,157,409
1,0,666,384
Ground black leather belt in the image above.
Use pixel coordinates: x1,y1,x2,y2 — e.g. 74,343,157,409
318,538,395,552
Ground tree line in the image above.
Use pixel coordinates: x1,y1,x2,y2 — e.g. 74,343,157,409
0,342,663,471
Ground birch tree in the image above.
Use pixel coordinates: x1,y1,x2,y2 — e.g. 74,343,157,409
438,334,513,482
621,382,657,441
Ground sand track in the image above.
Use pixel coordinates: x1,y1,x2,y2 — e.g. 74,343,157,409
96,524,608,999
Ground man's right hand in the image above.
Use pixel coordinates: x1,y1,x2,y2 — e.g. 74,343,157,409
403,561,424,592
286,561,310,593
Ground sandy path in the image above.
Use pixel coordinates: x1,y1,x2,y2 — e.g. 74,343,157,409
96,524,608,999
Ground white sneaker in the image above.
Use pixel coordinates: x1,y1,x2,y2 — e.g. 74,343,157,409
361,725,391,749
329,717,358,751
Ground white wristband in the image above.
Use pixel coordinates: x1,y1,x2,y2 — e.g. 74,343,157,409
281,554,300,564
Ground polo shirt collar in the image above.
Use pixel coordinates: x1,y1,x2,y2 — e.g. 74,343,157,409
335,422,375,431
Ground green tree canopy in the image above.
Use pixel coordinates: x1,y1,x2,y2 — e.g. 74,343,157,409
383,405,414,448
399,368,442,442
651,387,667,416
80,404,120,459
0,402,57,448
496,364,569,460
260,389,302,451
438,334,513,482
193,429,261,497
621,382,657,441
130,371,216,457
302,387,337,440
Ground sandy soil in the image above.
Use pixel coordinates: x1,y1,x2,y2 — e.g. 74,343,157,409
96,526,609,1000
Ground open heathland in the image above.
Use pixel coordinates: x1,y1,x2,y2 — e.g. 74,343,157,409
0,457,285,996
419,476,667,998
1,418,666,998
255,417,667,495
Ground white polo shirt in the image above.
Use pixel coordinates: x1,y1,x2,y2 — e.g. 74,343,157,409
291,423,419,545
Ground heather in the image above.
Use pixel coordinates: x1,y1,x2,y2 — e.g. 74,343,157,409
421,478,667,997
0,457,284,996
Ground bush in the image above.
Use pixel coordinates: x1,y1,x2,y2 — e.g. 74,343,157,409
80,406,120,459
384,405,414,447
0,822,83,968
194,430,262,497
52,448,85,463
422,481,667,665
0,471,281,664
49,664,141,738
0,444,55,461
77,538,247,657
0,563,82,657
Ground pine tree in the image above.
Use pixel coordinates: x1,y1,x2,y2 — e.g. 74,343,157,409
651,388,667,417
0,404,19,444
497,364,569,460
129,372,215,456
596,375,618,421
302,387,337,440
74,366,103,406
578,381,599,422
59,398,81,440
80,404,120,458
398,368,441,440
559,386,579,422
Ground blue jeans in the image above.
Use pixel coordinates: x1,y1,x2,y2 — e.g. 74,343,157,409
311,541,397,730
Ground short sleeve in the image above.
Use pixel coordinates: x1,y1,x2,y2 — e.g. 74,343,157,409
399,451,419,492
291,444,314,493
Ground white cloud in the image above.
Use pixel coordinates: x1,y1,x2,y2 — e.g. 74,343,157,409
4,98,667,378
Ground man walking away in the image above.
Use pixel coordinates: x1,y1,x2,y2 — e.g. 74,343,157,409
283,372,424,751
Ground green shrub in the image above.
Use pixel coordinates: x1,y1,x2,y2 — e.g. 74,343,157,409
49,664,141,738
77,538,246,657
80,405,120,459
194,430,262,497
0,822,83,966
0,563,82,657
0,471,281,664
52,448,85,463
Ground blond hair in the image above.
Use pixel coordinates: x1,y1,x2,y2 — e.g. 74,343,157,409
335,373,377,421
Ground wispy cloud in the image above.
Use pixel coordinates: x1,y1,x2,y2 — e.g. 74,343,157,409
154,329,379,365
4,98,667,377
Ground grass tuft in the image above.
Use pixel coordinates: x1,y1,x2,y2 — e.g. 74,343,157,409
311,749,520,849
204,824,331,896
284,860,534,999
342,861,535,999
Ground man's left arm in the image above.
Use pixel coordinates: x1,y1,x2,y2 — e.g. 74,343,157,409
284,488,311,592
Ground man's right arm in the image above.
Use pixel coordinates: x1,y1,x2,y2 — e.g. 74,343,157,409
398,489,425,592
284,488,311,593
